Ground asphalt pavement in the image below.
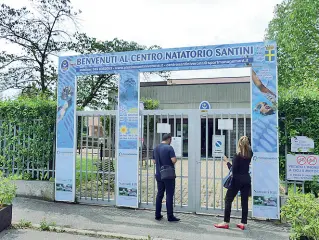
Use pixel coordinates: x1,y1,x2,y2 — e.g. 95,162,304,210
0,229,119,240
11,197,291,240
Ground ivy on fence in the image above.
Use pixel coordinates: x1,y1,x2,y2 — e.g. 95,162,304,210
0,97,56,180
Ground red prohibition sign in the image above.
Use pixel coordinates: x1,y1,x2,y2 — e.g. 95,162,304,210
297,156,307,165
307,156,317,166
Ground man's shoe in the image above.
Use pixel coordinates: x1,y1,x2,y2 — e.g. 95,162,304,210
168,216,180,222
155,215,163,221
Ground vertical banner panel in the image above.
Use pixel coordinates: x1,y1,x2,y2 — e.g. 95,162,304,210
116,70,139,208
251,42,279,219
55,57,77,202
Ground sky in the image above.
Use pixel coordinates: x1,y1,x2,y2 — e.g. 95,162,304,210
0,0,283,96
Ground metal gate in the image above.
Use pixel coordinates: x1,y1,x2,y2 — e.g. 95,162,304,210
139,110,194,212
75,109,251,215
196,109,252,216
76,111,117,205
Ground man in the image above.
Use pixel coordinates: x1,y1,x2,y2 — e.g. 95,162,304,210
152,134,180,222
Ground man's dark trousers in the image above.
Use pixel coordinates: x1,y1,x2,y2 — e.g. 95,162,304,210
155,175,175,219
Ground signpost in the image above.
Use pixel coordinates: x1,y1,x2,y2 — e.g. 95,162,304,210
212,135,225,157
291,136,314,153
287,154,319,181
157,123,171,134
171,137,182,158
218,119,233,130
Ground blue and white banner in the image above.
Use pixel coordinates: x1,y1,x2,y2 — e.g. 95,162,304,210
117,71,139,207
55,58,77,202
251,43,279,219
57,41,279,218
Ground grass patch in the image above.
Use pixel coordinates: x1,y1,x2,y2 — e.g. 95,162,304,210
40,218,56,231
13,220,149,239
14,219,32,229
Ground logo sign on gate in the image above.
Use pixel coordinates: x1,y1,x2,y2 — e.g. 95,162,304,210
212,135,225,157
199,101,211,111
287,154,319,181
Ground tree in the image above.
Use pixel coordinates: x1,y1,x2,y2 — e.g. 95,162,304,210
0,0,80,94
69,33,169,109
265,0,319,88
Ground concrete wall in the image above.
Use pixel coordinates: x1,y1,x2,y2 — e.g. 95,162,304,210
12,180,55,201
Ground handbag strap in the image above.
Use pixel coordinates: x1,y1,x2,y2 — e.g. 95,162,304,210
156,144,163,168
229,167,233,175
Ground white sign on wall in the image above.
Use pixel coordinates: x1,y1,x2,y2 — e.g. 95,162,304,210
171,137,182,158
212,135,225,157
286,154,319,181
291,136,314,153
139,101,144,111
157,123,170,133
218,119,233,130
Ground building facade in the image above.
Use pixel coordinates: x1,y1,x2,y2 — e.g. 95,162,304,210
140,76,250,109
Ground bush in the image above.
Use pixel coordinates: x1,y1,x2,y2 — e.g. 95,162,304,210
281,193,319,240
0,171,17,207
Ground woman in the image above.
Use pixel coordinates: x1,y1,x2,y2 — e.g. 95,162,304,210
214,136,252,230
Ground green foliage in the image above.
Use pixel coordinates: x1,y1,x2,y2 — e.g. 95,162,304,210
265,0,319,88
0,0,80,93
39,218,56,231
141,98,160,110
15,219,32,229
309,176,319,198
0,171,17,207
140,98,160,142
0,96,56,179
278,87,319,181
281,193,319,239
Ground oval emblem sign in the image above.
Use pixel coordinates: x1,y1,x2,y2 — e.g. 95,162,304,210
199,101,211,110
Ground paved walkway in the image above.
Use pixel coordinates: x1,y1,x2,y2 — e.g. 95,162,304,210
12,197,290,240
0,229,118,240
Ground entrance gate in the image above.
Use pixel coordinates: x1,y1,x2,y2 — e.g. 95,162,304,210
76,108,251,215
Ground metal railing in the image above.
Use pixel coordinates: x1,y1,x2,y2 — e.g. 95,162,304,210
0,119,56,180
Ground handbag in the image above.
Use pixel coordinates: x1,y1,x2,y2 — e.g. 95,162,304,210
223,168,233,189
157,146,176,180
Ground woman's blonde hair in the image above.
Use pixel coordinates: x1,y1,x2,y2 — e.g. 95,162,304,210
237,136,252,158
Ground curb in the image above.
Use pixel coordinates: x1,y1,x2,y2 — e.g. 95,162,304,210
12,222,172,240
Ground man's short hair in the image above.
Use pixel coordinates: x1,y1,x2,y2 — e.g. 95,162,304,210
162,133,172,141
